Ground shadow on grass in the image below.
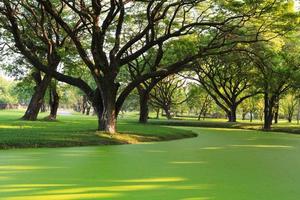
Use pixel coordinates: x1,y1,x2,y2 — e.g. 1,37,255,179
148,119,300,135
0,177,213,200
0,117,197,149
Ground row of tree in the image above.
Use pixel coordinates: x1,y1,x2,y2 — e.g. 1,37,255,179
0,0,299,133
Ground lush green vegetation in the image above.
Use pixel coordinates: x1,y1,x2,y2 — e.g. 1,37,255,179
1,123,300,200
0,110,196,149
1,1,300,199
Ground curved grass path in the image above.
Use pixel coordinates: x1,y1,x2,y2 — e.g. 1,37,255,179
1,127,300,200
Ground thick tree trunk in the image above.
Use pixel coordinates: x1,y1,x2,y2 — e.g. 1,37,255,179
263,92,275,131
250,110,253,122
45,83,59,120
227,106,237,122
138,89,150,123
21,73,52,120
97,81,119,134
163,107,172,120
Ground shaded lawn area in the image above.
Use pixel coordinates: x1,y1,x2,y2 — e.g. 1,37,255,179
149,118,300,134
1,127,300,199
0,110,196,149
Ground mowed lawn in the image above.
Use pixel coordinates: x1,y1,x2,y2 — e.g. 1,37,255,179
0,110,196,148
1,111,300,199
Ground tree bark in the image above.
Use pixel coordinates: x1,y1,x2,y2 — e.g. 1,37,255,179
82,95,88,114
97,81,119,134
163,107,172,120
274,97,279,124
156,108,160,119
227,105,237,122
138,89,150,123
45,83,59,120
21,73,52,120
263,92,275,131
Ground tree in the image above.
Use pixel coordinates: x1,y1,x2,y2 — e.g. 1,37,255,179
128,37,197,123
186,84,212,120
282,93,298,123
250,34,300,130
0,76,17,106
190,53,259,122
0,2,66,120
45,81,60,120
150,75,187,120
1,0,286,133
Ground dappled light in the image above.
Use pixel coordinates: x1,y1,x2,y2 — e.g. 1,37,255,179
0,165,64,171
2,193,120,200
41,185,162,194
0,125,32,129
112,177,186,183
1,0,300,199
200,147,225,150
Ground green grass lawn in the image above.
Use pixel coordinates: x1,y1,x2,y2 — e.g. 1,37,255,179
149,117,300,134
1,110,300,199
0,110,196,149
1,123,300,199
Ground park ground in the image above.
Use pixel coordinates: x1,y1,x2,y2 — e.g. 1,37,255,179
1,110,300,199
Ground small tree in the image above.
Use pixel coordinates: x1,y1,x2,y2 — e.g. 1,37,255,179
150,75,187,120
282,93,298,123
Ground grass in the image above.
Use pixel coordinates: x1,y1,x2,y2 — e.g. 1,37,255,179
0,110,196,149
1,110,300,199
149,117,300,134
1,125,300,199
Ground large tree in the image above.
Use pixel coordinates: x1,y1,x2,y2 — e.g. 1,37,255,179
189,53,259,122
0,0,286,133
0,1,66,120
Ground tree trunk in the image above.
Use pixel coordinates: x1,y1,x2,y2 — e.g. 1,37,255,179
242,109,246,120
163,107,172,120
138,89,150,123
274,98,279,124
227,106,237,122
250,110,253,122
21,73,52,120
45,83,59,120
263,92,274,131
82,95,88,114
97,82,119,134
86,105,91,115
156,108,160,119
40,100,47,112
274,111,279,124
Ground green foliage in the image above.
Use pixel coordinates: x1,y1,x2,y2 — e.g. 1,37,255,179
0,76,17,104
